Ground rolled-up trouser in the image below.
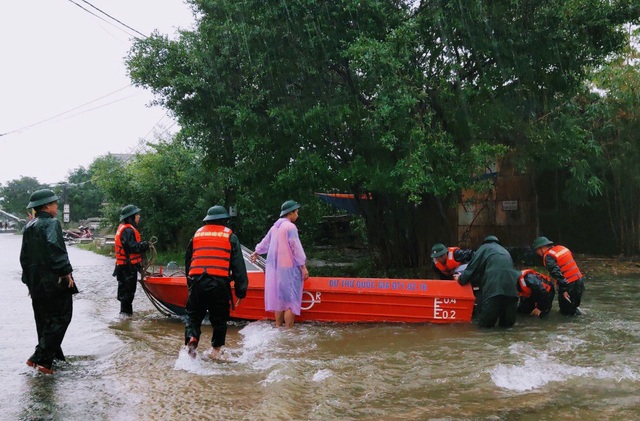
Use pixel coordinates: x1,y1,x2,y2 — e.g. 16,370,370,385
184,276,230,348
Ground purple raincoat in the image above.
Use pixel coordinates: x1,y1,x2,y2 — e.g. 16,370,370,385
254,218,307,315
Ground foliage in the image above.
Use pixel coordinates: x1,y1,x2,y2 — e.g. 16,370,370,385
90,154,131,226
56,166,106,222
0,167,104,224
0,177,44,217
91,140,214,252
76,241,112,257
528,25,640,255
584,55,640,255
126,0,639,267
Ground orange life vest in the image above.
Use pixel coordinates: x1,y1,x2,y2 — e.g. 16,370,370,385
188,224,232,278
543,245,582,284
518,269,553,298
434,247,461,276
115,223,142,266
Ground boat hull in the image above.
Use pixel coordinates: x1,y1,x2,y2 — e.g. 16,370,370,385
142,272,475,323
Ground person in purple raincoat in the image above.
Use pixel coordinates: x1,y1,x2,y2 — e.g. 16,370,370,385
250,200,309,328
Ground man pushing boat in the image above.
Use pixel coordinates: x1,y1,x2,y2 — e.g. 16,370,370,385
184,205,248,359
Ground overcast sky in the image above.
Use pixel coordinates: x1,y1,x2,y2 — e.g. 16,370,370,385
0,0,195,186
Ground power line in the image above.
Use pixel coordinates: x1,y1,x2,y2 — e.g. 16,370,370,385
154,120,178,139
0,85,134,138
66,0,138,38
142,112,170,141
126,119,179,158
78,0,147,39
133,120,179,155
66,0,146,39
53,93,142,123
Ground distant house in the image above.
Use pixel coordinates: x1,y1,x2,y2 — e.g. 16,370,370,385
82,217,106,230
317,157,537,249
457,157,537,249
0,209,22,230
108,153,134,164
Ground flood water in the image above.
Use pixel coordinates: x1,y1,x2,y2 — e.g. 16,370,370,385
1,233,639,420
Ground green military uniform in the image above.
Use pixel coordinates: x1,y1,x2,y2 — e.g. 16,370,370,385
458,237,519,327
20,198,77,371
113,205,149,315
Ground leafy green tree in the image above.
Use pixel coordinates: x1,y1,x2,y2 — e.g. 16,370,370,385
0,177,43,217
582,37,640,255
56,166,106,222
525,26,640,256
127,0,638,268
92,140,218,252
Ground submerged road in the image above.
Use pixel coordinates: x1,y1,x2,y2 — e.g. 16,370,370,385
1,233,639,420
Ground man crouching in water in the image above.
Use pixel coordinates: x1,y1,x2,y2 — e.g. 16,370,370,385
517,269,555,318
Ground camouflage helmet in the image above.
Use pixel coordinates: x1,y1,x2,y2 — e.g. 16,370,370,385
483,235,500,244
119,204,141,221
532,236,554,250
26,189,59,209
279,200,301,217
203,205,230,221
431,243,448,258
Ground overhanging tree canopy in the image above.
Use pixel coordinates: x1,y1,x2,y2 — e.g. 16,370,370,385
126,0,639,268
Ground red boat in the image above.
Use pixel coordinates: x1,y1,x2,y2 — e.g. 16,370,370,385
141,248,475,324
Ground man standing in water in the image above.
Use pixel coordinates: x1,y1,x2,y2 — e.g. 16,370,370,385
113,205,149,316
20,189,77,374
456,235,519,328
251,200,309,328
184,205,249,359
532,236,584,315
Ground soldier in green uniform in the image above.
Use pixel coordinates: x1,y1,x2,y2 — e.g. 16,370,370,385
20,189,77,374
456,235,519,328
184,206,248,359
113,205,149,316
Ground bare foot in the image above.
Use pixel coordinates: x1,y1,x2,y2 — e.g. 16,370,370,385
207,347,221,360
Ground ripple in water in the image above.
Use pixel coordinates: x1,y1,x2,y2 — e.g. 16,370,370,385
491,339,640,392
312,368,334,382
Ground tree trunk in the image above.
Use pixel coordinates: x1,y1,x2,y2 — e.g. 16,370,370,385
357,192,453,270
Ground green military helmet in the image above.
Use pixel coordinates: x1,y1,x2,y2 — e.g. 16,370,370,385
279,199,301,217
27,189,59,209
203,205,230,221
431,243,448,259
119,204,141,221
483,235,500,244
532,236,553,250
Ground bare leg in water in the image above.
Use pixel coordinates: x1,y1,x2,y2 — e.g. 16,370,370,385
275,310,295,328
275,311,285,327
284,309,295,328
